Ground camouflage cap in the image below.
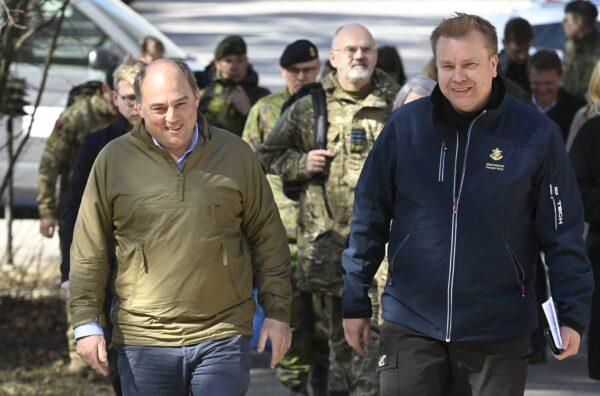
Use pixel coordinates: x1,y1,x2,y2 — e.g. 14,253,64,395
280,39,319,68
214,35,247,59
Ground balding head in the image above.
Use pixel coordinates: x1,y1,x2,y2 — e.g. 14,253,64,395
329,23,378,91
134,58,201,160
331,23,375,49
134,59,199,103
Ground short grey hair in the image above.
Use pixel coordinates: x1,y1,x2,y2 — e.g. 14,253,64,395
393,76,437,109
134,59,199,102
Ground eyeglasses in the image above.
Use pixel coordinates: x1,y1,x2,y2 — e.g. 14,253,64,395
286,66,319,76
332,45,375,58
117,92,136,103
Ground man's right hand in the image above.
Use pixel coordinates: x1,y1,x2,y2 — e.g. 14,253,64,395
39,218,57,238
76,335,109,376
60,280,70,300
343,317,371,356
305,149,335,175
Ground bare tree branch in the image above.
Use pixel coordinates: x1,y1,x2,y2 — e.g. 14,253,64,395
0,0,71,197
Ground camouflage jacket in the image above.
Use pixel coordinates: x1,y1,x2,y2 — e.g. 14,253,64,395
38,91,114,219
199,65,270,137
259,69,399,293
563,29,600,99
242,88,298,241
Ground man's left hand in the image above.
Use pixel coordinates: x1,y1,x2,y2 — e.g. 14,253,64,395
343,318,371,356
257,318,292,369
554,326,581,361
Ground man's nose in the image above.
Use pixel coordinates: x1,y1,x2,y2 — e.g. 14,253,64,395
165,106,177,123
452,67,467,82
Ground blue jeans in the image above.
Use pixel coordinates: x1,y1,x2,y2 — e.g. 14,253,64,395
116,335,251,395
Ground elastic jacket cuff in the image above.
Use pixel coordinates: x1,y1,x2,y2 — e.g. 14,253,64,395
560,317,585,336
343,309,373,319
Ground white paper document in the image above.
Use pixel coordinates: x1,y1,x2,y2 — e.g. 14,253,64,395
542,297,563,349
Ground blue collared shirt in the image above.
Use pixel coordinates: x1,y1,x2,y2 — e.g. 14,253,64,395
73,124,200,341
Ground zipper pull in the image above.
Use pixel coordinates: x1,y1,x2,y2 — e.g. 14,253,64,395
442,139,448,150
519,282,525,298
453,201,458,213
388,271,393,286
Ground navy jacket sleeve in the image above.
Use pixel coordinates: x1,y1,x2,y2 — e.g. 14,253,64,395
534,125,594,335
341,114,398,318
60,133,102,282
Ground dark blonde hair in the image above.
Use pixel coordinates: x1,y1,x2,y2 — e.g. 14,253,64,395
430,13,498,56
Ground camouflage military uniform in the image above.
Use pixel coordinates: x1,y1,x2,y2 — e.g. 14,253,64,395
563,29,600,99
260,69,399,395
244,88,329,394
38,89,113,373
199,66,270,137
38,91,114,220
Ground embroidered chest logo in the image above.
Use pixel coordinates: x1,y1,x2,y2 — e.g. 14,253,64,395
485,147,505,171
490,148,503,161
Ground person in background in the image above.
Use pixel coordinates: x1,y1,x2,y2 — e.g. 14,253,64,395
139,36,165,64
570,114,600,381
260,23,400,395
243,38,326,396
393,75,436,109
568,60,600,151
60,59,144,395
529,49,585,141
199,35,270,136
376,45,407,86
498,17,533,93
562,0,600,99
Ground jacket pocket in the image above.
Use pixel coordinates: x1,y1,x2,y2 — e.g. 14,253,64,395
503,238,526,298
222,239,252,301
130,238,145,303
388,233,411,286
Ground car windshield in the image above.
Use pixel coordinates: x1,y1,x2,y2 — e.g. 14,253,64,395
86,0,190,60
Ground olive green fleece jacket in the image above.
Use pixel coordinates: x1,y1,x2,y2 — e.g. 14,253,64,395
70,114,291,346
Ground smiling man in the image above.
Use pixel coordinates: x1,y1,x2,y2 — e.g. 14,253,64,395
341,14,593,396
69,59,292,395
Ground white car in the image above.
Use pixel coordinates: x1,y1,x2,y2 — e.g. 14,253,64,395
0,0,202,218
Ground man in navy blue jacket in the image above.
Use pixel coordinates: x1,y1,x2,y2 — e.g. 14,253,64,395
341,13,593,396
60,60,143,395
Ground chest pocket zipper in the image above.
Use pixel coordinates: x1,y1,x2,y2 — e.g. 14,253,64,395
438,139,448,182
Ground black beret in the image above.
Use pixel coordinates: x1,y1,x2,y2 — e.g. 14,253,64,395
214,35,247,59
279,39,319,68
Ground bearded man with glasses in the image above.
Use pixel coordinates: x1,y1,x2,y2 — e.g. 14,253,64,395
260,24,400,396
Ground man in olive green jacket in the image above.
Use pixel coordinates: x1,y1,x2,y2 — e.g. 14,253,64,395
70,59,291,395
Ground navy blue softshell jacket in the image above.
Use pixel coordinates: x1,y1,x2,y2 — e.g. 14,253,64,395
341,87,594,342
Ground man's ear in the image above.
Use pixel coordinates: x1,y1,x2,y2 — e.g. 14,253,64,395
135,102,143,116
490,53,499,77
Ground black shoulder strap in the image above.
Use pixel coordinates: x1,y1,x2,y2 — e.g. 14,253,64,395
311,87,328,149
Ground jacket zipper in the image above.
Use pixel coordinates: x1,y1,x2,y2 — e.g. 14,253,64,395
438,138,447,182
445,110,486,343
503,238,526,298
177,171,185,201
387,233,411,286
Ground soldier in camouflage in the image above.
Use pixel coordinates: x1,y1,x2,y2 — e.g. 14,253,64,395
37,80,115,374
38,82,115,237
199,35,270,136
243,39,326,395
259,24,399,396
562,1,600,99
